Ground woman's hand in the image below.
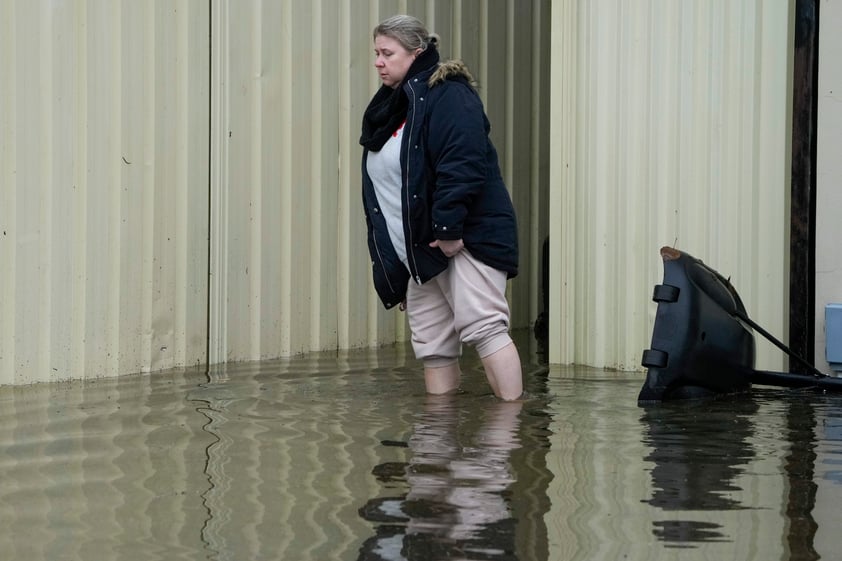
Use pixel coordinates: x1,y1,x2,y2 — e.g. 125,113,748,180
429,238,464,258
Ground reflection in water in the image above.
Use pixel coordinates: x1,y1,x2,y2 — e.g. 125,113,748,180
188,367,235,561
784,396,819,561
4,335,842,561
640,397,758,546
358,394,523,560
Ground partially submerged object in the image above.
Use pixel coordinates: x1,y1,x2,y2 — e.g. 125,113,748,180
639,247,842,403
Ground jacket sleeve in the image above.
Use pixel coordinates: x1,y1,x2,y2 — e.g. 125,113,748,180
426,81,488,240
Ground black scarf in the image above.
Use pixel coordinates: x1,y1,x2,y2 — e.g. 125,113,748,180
359,45,440,151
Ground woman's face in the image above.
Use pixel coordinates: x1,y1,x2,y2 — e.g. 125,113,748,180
373,35,420,89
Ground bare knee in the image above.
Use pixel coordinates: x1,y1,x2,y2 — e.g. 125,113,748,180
424,362,461,394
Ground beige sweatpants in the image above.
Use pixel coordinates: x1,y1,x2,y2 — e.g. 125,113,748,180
406,250,513,368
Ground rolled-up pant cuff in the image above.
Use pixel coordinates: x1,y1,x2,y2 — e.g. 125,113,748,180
474,332,513,359
422,356,460,369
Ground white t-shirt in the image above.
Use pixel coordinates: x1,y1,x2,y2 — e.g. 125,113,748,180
366,120,409,271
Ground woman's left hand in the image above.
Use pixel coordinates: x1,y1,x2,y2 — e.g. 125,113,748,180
429,238,464,258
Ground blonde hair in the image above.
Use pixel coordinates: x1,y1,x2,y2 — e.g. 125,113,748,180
373,15,439,52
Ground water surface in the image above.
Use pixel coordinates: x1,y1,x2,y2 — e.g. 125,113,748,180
2,333,842,560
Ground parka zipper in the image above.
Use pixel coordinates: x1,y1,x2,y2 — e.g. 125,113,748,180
371,226,396,295
403,79,422,284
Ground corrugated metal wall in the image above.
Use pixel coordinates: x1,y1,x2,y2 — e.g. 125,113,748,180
1,1,211,384
815,0,842,374
0,0,800,383
208,0,550,363
549,0,794,370
1,0,549,384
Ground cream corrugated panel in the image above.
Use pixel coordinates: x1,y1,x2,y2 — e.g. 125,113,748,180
814,0,842,373
0,1,210,384
814,2,842,556
210,0,356,362
551,0,791,371
1,0,548,383
211,0,550,362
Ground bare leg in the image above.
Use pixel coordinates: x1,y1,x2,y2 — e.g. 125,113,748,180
424,362,461,395
481,342,523,401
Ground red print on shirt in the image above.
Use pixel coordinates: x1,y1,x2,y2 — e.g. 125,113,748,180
393,120,406,137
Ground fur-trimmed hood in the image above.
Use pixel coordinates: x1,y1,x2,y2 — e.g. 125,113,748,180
428,59,477,88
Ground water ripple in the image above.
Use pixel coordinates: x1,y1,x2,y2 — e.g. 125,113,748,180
3,337,842,560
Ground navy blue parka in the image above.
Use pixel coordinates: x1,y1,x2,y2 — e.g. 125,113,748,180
361,59,519,309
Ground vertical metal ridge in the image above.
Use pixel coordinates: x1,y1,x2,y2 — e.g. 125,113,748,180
151,5,177,373
73,0,89,379
108,1,123,376
140,1,155,371
210,0,231,365
250,1,263,358
184,0,209,366
754,0,791,369
337,0,351,349
39,3,54,382
118,1,144,374
174,3,190,366
0,0,16,384
478,0,488,107
424,0,434,35
504,0,515,194
528,1,542,336
366,0,380,347
279,0,293,353
618,1,653,369
649,0,681,256
551,0,578,365
85,3,117,380
310,1,323,350
452,0,462,60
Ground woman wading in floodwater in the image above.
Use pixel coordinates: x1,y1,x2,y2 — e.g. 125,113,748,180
359,15,523,400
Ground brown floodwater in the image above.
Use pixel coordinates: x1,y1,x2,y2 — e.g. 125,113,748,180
2,330,842,560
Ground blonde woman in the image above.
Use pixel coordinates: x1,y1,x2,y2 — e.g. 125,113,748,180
360,15,522,400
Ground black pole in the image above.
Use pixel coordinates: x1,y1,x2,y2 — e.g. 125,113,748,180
789,0,819,374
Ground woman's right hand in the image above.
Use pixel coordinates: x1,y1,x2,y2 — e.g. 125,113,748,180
429,238,464,258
